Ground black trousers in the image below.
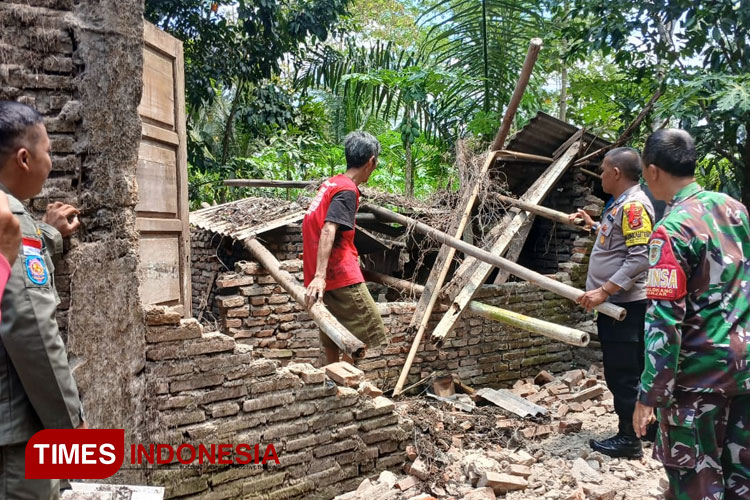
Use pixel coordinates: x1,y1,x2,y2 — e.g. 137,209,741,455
596,300,647,436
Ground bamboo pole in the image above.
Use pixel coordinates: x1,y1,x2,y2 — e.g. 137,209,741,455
224,179,315,189
496,150,554,163
580,168,601,179
467,302,589,347
361,203,627,323
363,269,590,347
243,238,366,359
495,194,589,231
491,39,544,151
396,39,544,397
437,142,582,340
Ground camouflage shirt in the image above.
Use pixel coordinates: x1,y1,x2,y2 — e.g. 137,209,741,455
638,182,750,407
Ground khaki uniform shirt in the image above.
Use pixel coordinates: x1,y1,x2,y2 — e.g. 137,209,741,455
0,185,82,446
586,184,655,303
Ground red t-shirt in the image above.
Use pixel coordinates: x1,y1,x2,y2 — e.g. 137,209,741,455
303,174,364,291
0,254,9,325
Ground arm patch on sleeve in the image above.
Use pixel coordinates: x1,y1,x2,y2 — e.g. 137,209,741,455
646,226,687,300
622,201,652,246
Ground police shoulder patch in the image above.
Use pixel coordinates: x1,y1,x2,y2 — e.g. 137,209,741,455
646,227,687,301
25,255,49,285
622,201,652,247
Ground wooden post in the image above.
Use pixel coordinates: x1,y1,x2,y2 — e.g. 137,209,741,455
580,168,601,180
496,150,554,163
362,269,590,347
243,238,366,358
467,302,590,347
490,39,543,151
495,194,588,231
397,39,544,397
361,203,626,323
437,142,582,340
224,179,316,189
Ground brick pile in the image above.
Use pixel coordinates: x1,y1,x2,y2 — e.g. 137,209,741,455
144,306,411,499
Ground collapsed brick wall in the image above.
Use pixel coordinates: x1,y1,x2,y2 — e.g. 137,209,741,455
192,225,303,323
144,308,411,499
517,169,597,275
210,232,595,390
1,0,147,479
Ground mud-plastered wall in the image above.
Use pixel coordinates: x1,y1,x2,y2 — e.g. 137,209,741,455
0,0,146,478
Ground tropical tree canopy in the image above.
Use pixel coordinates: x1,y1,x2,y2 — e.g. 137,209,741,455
143,0,749,208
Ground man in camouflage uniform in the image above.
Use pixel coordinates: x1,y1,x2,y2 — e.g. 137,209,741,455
0,101,85,499
634,129,750,499
570,148,655,458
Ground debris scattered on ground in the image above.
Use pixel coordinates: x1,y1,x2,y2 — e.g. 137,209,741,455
335,364,668,500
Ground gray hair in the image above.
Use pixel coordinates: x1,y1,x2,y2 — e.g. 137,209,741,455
344,131,380,169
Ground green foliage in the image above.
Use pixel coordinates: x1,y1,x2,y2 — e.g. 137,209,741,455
419,0,546,116
562,0,750,205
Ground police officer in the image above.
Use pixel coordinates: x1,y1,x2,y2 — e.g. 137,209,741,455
634,129,750,499
0,101,85,499
569,147,655,458
0,192,22,314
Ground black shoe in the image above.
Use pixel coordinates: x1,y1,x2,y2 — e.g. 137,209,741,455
589,433,643,459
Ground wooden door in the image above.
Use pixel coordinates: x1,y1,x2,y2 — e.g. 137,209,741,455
136,22,191,315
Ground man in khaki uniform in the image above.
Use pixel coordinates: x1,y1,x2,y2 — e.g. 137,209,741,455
0,101,85,499
569,147,656,458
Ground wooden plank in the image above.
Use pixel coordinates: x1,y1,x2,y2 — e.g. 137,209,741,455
135,141,178,215
139,45,175,127
138,236,181,305
173,33,191,316
476,388,547,418
135,218,184,233
142,123,179,145
431,142,582,344
143,20,179,57
552,128,584,160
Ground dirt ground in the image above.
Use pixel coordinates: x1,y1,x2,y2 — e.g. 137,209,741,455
337,364,668,500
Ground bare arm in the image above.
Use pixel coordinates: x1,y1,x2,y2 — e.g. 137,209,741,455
304,221,339,308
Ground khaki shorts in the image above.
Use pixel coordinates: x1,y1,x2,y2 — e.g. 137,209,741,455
321,282,387,350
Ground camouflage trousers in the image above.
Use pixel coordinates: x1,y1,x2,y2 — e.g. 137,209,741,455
655,392,750,500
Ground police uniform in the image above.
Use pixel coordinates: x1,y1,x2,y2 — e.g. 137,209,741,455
587,184,655,447
639,182,750,500
0,185,83,499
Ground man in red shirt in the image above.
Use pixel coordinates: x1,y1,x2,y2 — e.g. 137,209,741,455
303,131,387,364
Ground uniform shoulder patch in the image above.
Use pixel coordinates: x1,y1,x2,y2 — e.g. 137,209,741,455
24,255,49,286
646,226,687,301
622,201,652,247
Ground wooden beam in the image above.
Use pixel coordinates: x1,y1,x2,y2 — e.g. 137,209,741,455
360,204,626,320
363,268,590,347
433,142,583,342
491,38,544,151
242,238,366,359
495,194,589,231
391,39,544,397
224,179,316,189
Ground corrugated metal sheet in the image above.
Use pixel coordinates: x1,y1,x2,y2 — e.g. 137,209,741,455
492,111,612,196
189,197,305,240
505,111,611,157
